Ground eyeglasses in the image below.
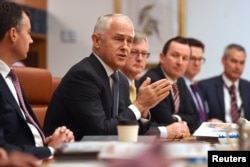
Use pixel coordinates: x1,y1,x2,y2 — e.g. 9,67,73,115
190,57,206,64
130,49,150,59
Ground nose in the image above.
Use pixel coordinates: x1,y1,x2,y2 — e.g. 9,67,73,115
176,57,184,64
136,54,144,60
30,37,34,44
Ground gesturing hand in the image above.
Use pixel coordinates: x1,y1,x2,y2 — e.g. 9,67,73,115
133,77,172,118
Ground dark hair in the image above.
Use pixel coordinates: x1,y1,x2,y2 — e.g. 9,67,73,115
0,1,30,40
161,36,189,55
186,37,205,52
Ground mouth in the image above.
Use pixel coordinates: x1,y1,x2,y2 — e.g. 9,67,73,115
118,54,127,58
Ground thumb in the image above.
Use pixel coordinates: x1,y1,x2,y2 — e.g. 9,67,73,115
141,77,151,87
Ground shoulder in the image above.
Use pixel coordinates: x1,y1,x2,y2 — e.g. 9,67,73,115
239,78,250,87
198,75,221,85
140,65,162,82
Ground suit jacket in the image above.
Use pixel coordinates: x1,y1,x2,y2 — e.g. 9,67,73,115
198,75,250,122
183,77,208,126
139,64,199,133
43,54,149,141
0,75,51,159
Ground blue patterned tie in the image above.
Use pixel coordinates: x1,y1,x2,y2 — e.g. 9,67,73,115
111,71,119,117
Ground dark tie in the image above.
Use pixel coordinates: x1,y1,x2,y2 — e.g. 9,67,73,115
229,84,240,123
190,84,206,122
8,69,46,142
172,83,180,113
111,71,119,117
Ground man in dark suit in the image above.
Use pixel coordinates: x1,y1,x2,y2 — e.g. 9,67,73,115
182,38,208,127
139,36,198,137
0,1,74,160
198,44,250,123
121,31,190,138
43,14,172,141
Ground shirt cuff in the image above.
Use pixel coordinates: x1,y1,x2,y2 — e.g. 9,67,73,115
48,146,55,159
128,104,141,120
158,126,168,138
173,114,182,122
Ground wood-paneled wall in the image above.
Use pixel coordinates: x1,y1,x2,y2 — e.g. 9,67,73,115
7,0,47,10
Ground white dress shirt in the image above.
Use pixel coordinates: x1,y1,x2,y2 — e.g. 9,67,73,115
0,60,44,147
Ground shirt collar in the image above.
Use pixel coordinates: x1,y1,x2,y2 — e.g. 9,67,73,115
120,71,134,85
0,60,11,78
222,73,239,89
92,52,115,77
182,76,193,86
160,66,176,84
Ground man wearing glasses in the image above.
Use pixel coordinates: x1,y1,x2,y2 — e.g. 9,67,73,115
120,30,150,103
182,38,208,127
121,33,191,139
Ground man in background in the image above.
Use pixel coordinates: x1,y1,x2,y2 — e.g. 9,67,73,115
121,32,190,138
198,44,250,123
139,36,196,138
0,1,74,160
182,37,208,127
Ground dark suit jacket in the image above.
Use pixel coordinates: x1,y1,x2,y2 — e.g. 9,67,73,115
43,54,149,141
139,64,199,133
0,75,51,159
198,75,250,122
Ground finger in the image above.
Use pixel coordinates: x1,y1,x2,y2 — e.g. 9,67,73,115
151,79,170,89
156,86,171,100
157,85,172,96
59,126,67,133
140,77,151,87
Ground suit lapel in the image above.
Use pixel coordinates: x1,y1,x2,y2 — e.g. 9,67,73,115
239,79,247,117
155,65,175,112
88,54,113,116
0,75,26,120
217,76,225,116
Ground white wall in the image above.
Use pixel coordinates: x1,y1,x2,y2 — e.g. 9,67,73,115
47,0,114,77
186,0,250,80
48,0,250,81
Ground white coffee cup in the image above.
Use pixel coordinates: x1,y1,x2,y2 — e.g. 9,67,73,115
117,119,139,142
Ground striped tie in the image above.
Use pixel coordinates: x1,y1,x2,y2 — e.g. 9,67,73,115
8,69,46,143
172,83,180,113
229,84,240,123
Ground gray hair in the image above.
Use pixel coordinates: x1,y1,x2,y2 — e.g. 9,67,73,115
133,30,148,44
223,43,246,57
93,13,134,36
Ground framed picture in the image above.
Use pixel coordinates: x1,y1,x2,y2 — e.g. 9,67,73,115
114,0,185,66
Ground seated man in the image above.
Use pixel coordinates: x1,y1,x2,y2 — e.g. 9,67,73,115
198,44,250,123
139,36,199,136
182,37,208,126
121,31,190,139
0,1,74,160
43,14,172,141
